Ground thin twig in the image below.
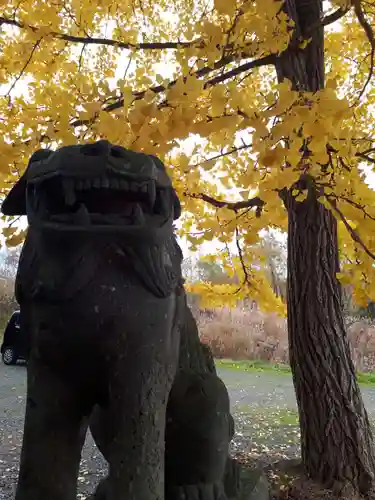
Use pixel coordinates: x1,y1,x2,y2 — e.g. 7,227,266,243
123,53,133,79
326,196,375,261
356,152,375,165
7,216,21,227
234,225,251,291
352,0,375,102
336,194,375,222
5,38,41,98
78,43,86,72
192,143,252,167
323,187,375,222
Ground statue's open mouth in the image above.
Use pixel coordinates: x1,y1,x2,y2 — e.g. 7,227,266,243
2,141,181,240
42,174,170,228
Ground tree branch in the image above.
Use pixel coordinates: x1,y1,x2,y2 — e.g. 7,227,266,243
326,196,375,261
93,7,348,117
356,152,375,165
70,53,275,127
186,192,265,217
105,54,274,111
328,143,375,165
352,0,375,101
305,6,351,38
337,194,375,222
0,4,349,53
192,142,252,167
3,4,352,133
5,38,42,97
0,16,202,50
234,225,252,292
204,54,275,87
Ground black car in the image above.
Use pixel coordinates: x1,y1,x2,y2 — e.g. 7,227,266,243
1,311,27,365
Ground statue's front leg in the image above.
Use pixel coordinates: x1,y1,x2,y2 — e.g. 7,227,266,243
92,359,175,500
91,301,180,500
15,356,86,500
165,371,232,500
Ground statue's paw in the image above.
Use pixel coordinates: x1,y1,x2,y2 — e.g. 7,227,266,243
224,457,241,498
167,482,227,500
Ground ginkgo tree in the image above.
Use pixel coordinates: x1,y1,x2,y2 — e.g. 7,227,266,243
1,0,375,494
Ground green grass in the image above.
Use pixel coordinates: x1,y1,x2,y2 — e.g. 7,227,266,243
234,406,301,454
215,359,292,375
215,358,375,387
235,405,375,455
236,405,299,426
356,371,375,386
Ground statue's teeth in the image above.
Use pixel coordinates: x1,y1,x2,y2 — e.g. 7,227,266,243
148,181,156,208
74,204,91,225
133,204,145,224
62,178,76,206
123,204,133,216
159,193,169,216
110,178,121,189
83,179,92,190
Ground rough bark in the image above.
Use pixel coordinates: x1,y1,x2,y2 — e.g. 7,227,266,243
274,0,375,493
284,187,375,493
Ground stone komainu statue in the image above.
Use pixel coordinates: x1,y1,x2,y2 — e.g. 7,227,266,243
2,141,238,500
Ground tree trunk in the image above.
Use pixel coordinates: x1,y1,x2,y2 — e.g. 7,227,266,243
285,188,375,493
273,0,375,493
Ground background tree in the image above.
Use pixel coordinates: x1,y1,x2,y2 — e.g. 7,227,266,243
258,231,287,302
0,246,21,279
181,255,198,283
0,246,20,329
1,0,375,494
196,257,237,284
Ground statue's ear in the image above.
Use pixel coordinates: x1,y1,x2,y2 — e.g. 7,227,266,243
173,191,181,220
1,149,53,216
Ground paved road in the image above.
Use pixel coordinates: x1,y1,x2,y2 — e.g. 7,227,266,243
221,369,375,413
2,364,375,498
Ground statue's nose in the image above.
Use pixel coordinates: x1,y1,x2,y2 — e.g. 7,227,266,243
80,140,112,157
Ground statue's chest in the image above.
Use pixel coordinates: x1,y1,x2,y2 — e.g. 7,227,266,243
17,235,180,308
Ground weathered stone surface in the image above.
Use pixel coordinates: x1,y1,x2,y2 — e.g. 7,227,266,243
90,289,234,500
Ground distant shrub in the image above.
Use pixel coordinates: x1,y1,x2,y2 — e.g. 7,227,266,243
195,307,375,372
0,276,17,338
